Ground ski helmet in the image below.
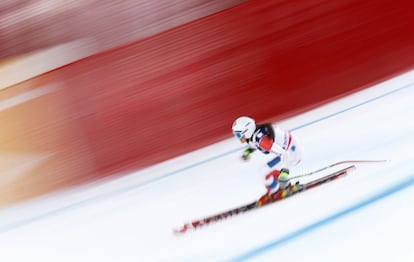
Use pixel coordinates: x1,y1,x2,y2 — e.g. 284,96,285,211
232,116,256,140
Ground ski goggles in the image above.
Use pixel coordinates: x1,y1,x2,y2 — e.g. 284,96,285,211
233,130,244,139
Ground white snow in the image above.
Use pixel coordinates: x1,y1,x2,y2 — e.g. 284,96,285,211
0,70,413,262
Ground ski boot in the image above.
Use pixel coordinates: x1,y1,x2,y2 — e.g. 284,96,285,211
277,168,290,188
278,168,303,196
258,169,290,206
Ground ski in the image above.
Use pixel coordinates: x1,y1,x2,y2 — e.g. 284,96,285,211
287,159,386,180
173,164,356,235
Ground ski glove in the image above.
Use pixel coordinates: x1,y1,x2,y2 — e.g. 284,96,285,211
242,147,256,161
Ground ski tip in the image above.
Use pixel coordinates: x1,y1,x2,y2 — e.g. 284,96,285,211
173,224,189,236
173,228,185,236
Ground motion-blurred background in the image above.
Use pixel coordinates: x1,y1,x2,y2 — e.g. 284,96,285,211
0,0,413,207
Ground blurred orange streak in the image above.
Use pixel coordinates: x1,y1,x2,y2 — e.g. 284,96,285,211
0,76,96,206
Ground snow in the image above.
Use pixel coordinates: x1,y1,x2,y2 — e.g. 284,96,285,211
0,70,414,261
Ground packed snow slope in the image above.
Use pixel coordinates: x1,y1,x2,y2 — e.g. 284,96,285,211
0,70,412,261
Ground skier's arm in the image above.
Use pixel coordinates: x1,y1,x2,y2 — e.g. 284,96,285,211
270,143,285,155
258,135,285,155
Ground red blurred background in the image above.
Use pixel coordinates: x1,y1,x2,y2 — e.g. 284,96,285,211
1,0,414,206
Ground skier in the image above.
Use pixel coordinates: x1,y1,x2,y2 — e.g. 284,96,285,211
232,116,303,205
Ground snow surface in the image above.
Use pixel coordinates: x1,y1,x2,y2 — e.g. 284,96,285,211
0,71,414,262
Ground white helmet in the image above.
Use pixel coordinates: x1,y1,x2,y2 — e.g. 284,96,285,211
232,116,256,140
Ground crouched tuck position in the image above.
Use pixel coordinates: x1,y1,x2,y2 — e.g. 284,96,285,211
232,116,303,202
